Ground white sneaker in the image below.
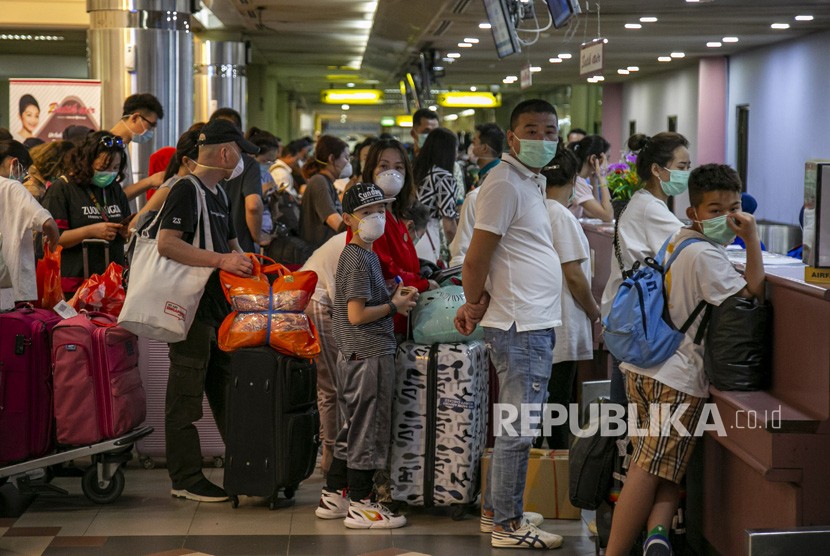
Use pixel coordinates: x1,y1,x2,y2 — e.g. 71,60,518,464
343,498,407,529
491,521,564,549
315,488,349,519
481,510,544,533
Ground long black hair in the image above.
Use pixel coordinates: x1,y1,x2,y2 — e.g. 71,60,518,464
413,127,457,183
628,132,689,184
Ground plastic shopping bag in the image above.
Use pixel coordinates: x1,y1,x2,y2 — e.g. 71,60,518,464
218,254,320,358
68,262,126,317
411,285,483,344
36,244,63,310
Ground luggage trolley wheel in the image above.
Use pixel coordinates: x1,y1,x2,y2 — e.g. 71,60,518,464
212,456,224,468
81,465,125,504
140,457,156,470
230,495,240,509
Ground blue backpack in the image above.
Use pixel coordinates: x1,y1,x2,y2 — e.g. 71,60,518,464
602,236,708,368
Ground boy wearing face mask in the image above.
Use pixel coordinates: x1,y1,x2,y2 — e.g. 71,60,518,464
606,164,764,556
315,183,418,529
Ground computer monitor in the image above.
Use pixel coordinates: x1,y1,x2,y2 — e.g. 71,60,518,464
482,0,521,59
546,0,581,29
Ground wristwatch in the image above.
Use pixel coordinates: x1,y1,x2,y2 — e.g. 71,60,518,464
387,301,397,315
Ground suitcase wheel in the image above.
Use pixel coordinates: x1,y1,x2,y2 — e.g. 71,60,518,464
81,466,125,504
140,457,156,470
283,485,296,500
212,457,224,468
231,495,240,509
450,504,468,521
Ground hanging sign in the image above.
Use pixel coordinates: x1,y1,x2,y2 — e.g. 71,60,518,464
580,39,605,77
521,64,533,90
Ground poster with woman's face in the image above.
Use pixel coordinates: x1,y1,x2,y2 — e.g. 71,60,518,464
8,78,101,142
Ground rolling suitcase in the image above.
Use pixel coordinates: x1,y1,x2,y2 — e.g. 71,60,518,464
51,312,146,445
134,337,226,469
390,340,489,514
224,346,319,509
0,305,61,464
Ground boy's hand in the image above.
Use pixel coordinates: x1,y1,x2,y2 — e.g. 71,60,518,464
392,285,418,315
728,211,759,243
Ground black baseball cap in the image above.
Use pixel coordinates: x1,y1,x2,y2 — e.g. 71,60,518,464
198,119,259,154
342,182,394,214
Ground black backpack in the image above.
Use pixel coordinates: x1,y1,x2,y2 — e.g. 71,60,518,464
568,399,620,510
265,187,301,236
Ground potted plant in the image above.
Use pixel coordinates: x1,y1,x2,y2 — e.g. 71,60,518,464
606,152,641,219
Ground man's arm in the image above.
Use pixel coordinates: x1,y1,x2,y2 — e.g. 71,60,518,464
455,229,501,335
157,229,252,276
244,194,264,242
122,171,165,201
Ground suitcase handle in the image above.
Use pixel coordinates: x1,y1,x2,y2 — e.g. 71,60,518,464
82,239,110,279
79,310,118,328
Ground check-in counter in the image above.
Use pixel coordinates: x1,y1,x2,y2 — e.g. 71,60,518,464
581,221,830,555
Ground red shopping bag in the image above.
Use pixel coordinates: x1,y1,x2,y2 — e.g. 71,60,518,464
68,262,126,317
36,244,63,310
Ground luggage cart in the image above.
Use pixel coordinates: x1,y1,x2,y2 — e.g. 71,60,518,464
0,426,152,505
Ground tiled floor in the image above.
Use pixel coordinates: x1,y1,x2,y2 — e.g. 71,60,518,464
1,461,599,555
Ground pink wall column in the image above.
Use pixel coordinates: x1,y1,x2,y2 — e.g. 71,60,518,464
602,83,623,159
697,57,728,164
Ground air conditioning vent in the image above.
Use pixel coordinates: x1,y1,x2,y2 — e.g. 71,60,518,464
452,0,472,14
246,10,257,18
432,20,453,36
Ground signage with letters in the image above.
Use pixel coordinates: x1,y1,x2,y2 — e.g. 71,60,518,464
580,39,605,77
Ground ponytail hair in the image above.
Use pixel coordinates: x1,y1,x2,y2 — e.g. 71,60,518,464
541,146,579,188
301,135,348,180
628,132,688,183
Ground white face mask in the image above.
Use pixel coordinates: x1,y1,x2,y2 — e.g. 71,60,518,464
228,152,245,180
375,169,404,197
355,212,386,243
339,161,353,179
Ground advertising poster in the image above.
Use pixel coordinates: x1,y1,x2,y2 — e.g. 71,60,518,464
8,78,102,142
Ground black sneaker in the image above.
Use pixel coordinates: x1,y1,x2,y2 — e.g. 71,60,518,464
171,477,229,502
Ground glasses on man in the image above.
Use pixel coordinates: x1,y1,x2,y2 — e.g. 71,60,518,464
100,135,125,149
138,114,158,129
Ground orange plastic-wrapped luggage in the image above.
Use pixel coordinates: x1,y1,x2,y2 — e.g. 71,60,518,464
218,254,319,358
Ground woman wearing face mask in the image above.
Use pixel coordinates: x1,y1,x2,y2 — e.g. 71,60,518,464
600,132,690,406
299,135,350,251
569,135,614,222
413,127,460,264
41,131,132,296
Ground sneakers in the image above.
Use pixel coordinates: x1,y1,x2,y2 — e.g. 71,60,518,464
491,521,564,549
170,477,228,503
343,498,407,529
315,488,349,519
480,510,544,533
643,525,672,556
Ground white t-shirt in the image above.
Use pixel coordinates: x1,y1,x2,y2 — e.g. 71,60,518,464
621,228,746,397
300,231,347,306
600,189,683,319
474,154,562,332
546,200,593,363
449,187,479,267
569,176,594,219
269,160,298,198
0,177,53,302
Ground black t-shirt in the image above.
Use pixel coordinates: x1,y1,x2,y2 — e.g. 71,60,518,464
41,176,131,293
222,155,262,253
157,175,236,327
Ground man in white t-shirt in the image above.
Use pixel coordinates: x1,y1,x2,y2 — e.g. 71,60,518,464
455,100,564,550
269,138,312,200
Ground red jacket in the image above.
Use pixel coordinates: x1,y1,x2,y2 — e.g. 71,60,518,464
347,213,428,333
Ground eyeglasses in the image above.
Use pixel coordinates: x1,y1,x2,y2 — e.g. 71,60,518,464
138,114,158,129
100,135,125,149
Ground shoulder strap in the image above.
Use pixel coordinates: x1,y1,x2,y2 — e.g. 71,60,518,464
612,201,629,274
661,236,713,340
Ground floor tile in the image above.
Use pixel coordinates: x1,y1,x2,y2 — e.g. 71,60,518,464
388,534,596,555
4,526,61,536
183,535,289,555
42,536,187,556
188,501,292,536
47,536,107,547
84,502,197,537
0,535,54,556
287,533,393,556
13,510,99,537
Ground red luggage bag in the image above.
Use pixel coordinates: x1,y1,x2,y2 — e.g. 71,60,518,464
51,312,146,445
0,305,61,464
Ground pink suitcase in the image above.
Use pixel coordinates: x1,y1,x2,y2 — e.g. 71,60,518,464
51,312,146,445
0,306,61,464
135,338,225,469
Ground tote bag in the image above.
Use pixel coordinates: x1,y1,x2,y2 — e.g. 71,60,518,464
0,232,11,288
118,176,215,342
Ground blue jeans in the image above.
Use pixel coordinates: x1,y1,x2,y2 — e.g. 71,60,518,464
483,324,555,528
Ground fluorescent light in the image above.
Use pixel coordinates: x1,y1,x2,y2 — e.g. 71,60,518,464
346,82,355,87
442,57,454,62
464,37,480,43
341,104,350,110
530,66,542,72
771,23,790,29
658,56,672,62
595,76,605,81
502,79,513,84
558,53,573,59
640,17,658,23
479,22,491,29
429,105,438,111
460,109,476,117
549,57,562,63
625,23,642,30
795,15,814,22
627,66,640,71
320,89,383,104
723,36,739,43
470,86,477,91
671,52,685,58
617,69,630,75
437,92,502,108
444,114,459,121
707,42,722,48
447,52,461,58
458,43,472,48
505,75,518,81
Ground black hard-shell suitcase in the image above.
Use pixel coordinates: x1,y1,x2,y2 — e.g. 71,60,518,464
223,346,320,509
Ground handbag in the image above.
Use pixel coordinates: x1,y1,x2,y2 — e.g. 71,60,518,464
704,297,771,391
411,285,484,344
117,176,214,343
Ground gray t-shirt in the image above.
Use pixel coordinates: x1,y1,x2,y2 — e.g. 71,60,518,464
300,173,342,249
332,244,396,359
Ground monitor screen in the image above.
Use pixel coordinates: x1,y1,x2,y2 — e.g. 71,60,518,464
546,0,580,29
483,0,521,59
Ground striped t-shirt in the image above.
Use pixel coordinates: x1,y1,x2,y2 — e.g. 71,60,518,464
332,243,396,359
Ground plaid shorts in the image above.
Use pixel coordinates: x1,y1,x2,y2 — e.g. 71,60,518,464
625,372,707,483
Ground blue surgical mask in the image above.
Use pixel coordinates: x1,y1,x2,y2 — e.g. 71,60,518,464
418,133,429,148
695,211,736,245
92,170,117,188
516,138,559,169
132,129,154,144
660,168,690,196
